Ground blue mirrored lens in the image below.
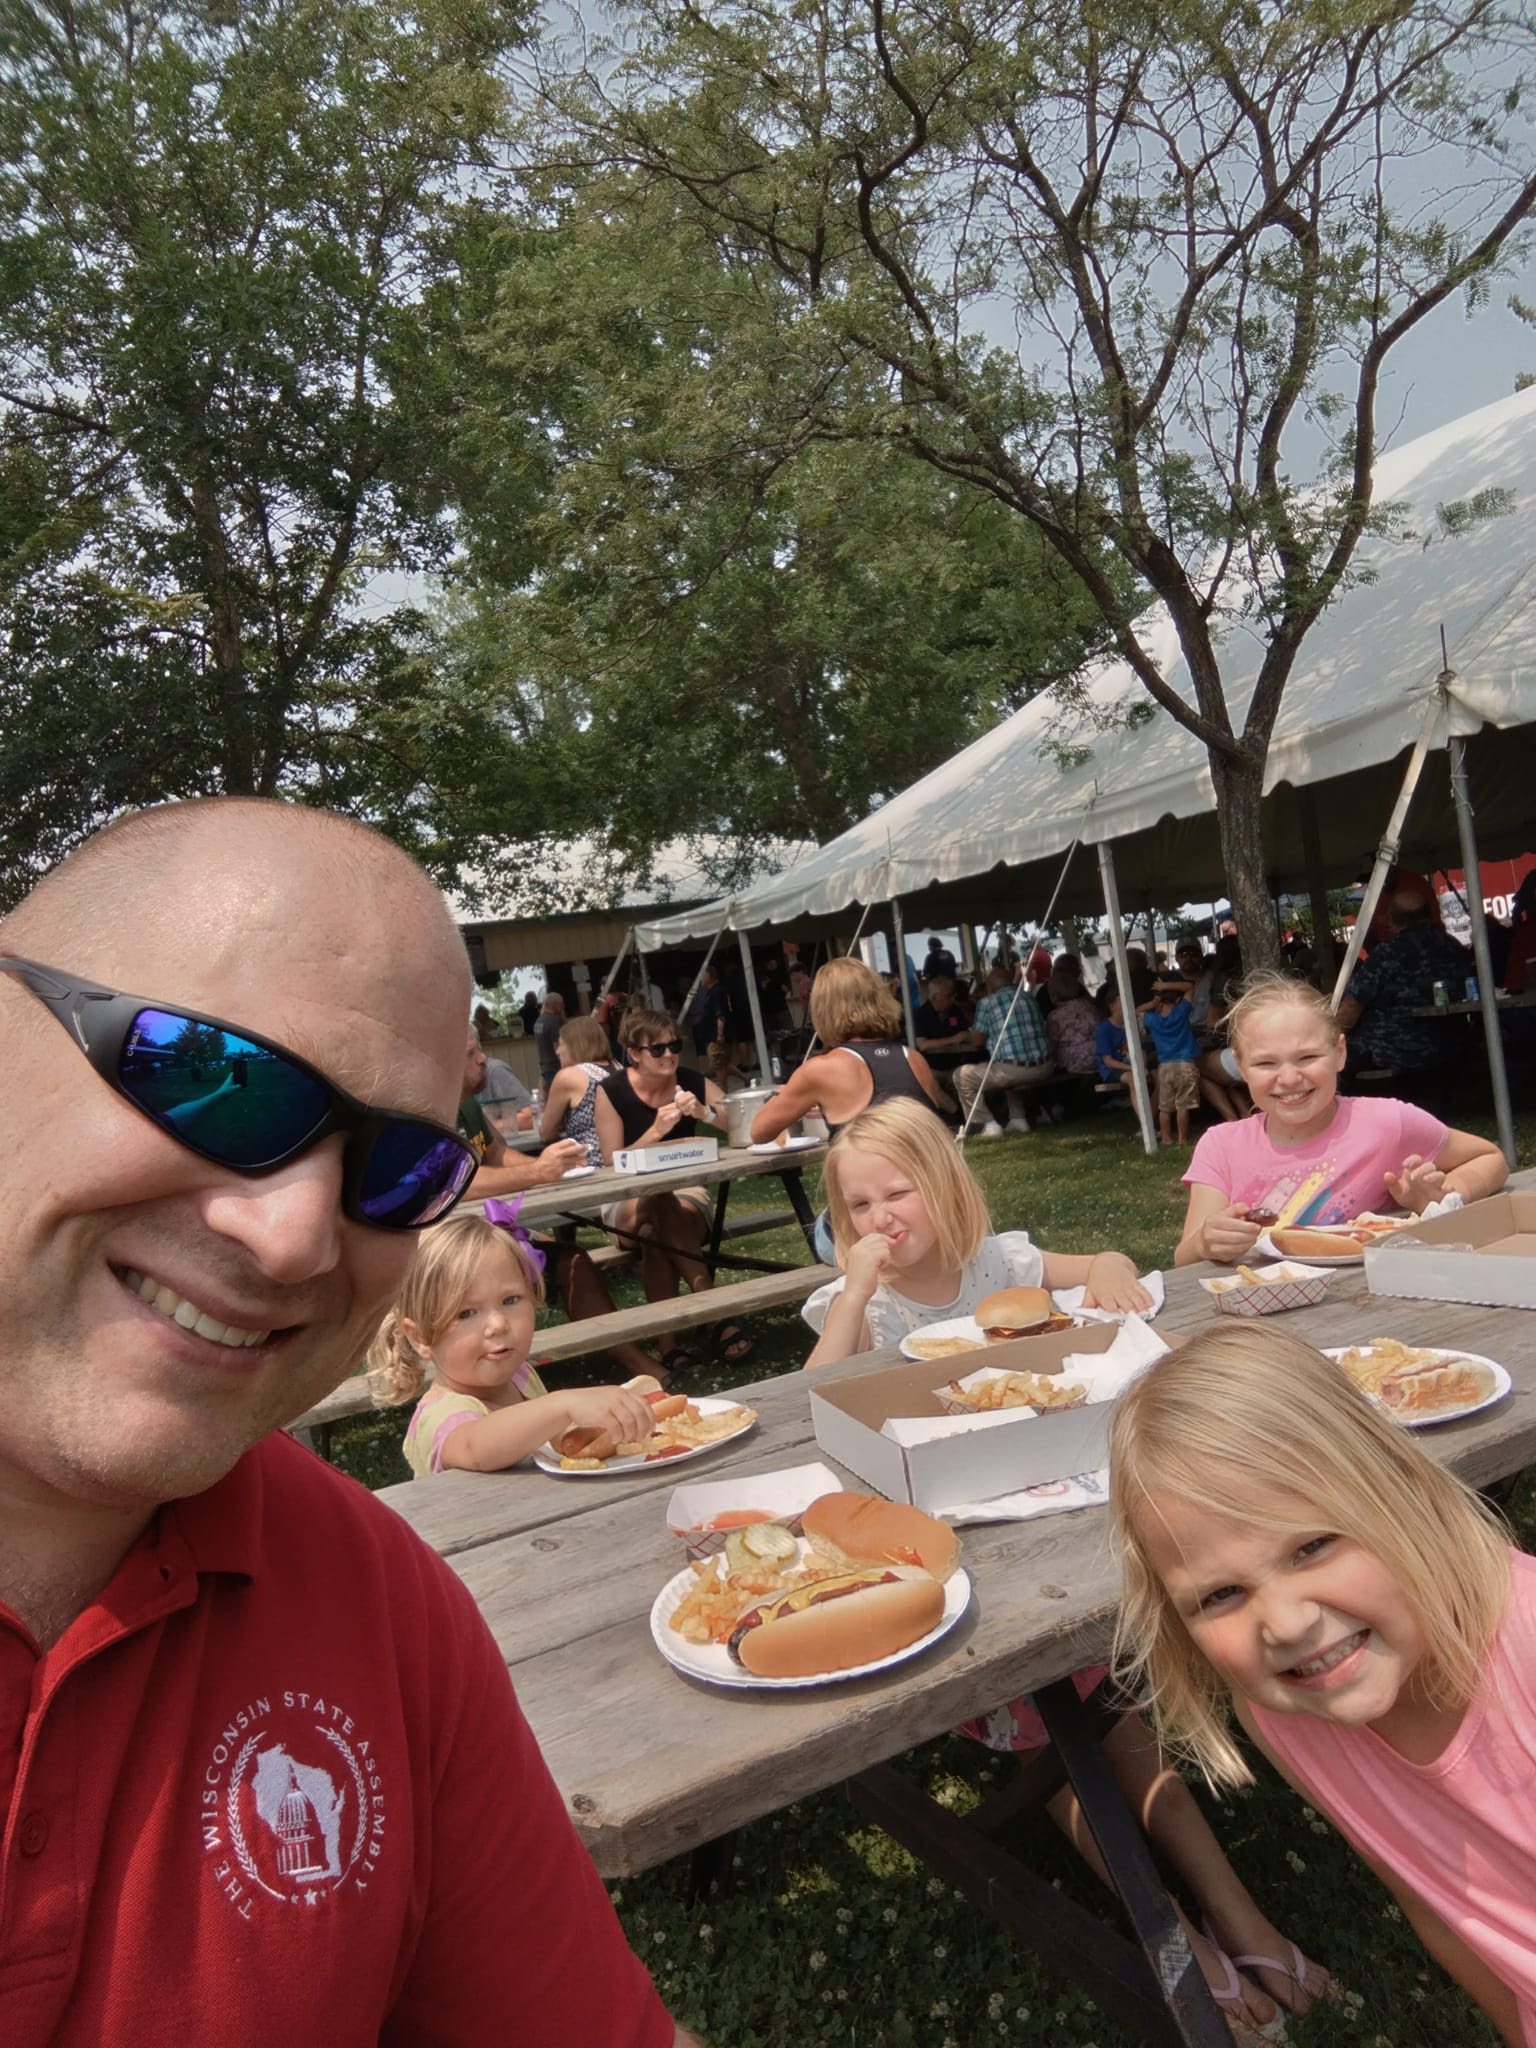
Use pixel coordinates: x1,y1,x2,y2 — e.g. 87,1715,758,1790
355,1124,475,1228
118,1008,332,1168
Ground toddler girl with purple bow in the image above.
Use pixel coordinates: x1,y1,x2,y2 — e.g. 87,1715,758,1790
369,1202,656,1479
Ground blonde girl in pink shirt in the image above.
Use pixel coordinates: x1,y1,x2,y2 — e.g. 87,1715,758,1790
1112,1325,1534,2045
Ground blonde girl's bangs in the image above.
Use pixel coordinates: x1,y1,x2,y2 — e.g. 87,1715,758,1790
824,1098,988,1270
1224,969,1340,1057
1109,1324,1509,1787
366,1212,547,1405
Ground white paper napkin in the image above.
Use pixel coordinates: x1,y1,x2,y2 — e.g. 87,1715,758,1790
941,1465,1110,1527
1052,1270,1164,1321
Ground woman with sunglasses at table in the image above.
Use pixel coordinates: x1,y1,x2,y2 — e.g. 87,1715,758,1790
594,1007,751,1371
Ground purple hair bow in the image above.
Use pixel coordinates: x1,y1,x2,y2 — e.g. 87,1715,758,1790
481,1195,547,1278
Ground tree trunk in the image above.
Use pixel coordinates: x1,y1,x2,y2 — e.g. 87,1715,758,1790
190,478,256,795
1208,749,1280,973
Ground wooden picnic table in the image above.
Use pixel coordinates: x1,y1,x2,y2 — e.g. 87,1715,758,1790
500,1138,827,1250
378,1182,1536,2042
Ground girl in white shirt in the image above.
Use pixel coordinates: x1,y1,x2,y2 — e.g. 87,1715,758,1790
802,1097,1151,1366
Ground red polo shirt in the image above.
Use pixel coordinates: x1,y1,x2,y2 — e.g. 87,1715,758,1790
0,1432,673,2047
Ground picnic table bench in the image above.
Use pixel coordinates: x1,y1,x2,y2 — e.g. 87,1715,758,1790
378,1195,1536,2044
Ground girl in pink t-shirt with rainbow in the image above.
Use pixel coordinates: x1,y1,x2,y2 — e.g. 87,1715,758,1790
1175,973,1505,1265
1112,1324,1536,2046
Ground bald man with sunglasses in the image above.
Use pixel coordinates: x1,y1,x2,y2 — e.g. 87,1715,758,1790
0,800,697,2048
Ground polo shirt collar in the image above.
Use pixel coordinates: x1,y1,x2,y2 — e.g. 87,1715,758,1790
158,1439,267,1583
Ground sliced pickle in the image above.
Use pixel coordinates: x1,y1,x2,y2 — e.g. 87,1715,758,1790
741,1520,798,1563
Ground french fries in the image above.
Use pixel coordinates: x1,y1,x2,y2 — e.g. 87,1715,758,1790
668,1546,845,1644
1334,1338,1446,1396
946,1371,1087,1412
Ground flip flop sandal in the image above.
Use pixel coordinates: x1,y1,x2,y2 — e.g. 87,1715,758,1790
1202,1929,1288,2044
1231,1943,1333,2013
656,1347,691,1393
715,1321,755,1363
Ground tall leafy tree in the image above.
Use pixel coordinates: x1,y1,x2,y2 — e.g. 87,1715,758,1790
442,193,1127,880
535,0,1536,962
0,0,532,903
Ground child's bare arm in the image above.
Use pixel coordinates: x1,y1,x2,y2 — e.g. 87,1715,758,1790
438,1384,656,1472
1041,1249,1152,1312
804,1235,891,1368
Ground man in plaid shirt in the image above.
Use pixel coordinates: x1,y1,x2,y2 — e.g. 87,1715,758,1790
954,966,1055,1136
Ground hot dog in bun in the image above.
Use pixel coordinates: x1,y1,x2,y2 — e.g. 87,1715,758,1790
1267,1226,1363,1260
556,1378,687,1461
728,1569,945,1677
801,1492,960,1583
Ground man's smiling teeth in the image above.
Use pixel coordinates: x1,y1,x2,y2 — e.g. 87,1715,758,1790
1286,1629,1368,1679
121,1268,270,1349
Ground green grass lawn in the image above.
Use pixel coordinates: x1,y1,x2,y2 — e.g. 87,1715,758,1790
329,1102,1536,2046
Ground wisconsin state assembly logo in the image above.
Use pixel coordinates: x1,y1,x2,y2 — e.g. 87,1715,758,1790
199,1689,386,1917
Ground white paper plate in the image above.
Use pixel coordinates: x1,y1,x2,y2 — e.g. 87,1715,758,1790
533,1396,757,1476
561,1164,596,1178
898,1316,989,1362
749,1134,822,1154
651,1555,972,1689
1322,1347,1511,1427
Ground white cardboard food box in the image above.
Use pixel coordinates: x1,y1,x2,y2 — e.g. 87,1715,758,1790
665,1461,844,1561
1363,1190,1536,1309
809,1323,1147,1514
613,1137,720,1175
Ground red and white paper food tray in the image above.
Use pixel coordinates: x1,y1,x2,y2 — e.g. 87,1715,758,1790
665,1461,844,1561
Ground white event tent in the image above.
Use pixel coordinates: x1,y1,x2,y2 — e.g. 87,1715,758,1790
636,387,1536,1152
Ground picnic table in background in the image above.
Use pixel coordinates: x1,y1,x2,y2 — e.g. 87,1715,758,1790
288,1140,829,1444
376,1199,1536,2043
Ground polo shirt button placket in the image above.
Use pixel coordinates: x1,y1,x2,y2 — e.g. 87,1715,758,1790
18,1809,49,1858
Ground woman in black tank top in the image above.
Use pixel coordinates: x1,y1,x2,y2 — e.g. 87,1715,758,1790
749,959,946,1143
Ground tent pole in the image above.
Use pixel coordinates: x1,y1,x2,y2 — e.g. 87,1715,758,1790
891,898,917,1048
737,929,773,1083
1449,736,1517,1168
959,922,978,978
1298,789,1336,983
1098,844,1158,1157
595,929,633,1007
1331,696,1443,1006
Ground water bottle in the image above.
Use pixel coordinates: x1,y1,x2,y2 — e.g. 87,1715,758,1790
1466,976,1480,1002
530,1087,543,1117
1431,981,1449,1011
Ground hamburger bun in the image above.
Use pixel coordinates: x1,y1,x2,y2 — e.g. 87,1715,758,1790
974,1285,1055,1338
731,1572,945,1677
801,1492,960,1583
1268,1227,1360,1261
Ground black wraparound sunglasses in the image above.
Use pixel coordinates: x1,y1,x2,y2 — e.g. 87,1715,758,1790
635,1039,683,1058
0,956,477,1230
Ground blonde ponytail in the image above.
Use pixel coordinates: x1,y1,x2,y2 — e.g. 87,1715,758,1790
366,1309,432,1407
